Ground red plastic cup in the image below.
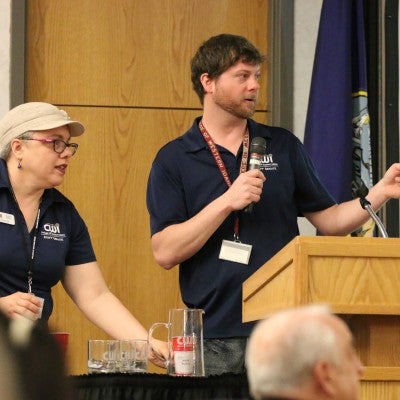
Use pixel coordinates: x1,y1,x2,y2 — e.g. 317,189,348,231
51,332,69,357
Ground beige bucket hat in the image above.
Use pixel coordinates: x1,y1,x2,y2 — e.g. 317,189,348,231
0,102,85,157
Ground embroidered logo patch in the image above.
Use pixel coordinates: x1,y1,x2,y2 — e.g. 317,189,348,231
41,223,66,242
260,154,278,171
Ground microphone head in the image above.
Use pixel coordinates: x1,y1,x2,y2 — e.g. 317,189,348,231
250,137,266,155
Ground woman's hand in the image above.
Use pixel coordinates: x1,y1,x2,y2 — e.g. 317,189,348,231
0,292,43,320
148,338,169,369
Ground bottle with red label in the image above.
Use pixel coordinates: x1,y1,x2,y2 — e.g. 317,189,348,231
172,335,195,375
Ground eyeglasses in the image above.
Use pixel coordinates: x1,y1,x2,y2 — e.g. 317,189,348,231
23,138,79,156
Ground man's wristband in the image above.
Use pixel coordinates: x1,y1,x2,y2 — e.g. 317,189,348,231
359,196,371,210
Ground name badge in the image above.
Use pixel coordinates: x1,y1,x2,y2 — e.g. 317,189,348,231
219,240,252,265
0,212,15,225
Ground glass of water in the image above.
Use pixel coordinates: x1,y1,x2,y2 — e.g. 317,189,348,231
87,340,119,374
119,339,148,373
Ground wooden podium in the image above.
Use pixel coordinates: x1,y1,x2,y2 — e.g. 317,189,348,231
242,236,400,400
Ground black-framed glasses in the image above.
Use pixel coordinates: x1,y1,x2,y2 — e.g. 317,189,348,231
23,138,79,156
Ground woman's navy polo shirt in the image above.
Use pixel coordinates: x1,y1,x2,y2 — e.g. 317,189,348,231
0,160,96,320
147,117,336,338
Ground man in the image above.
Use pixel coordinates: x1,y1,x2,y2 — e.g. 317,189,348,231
245,305,364,400
146,33,400,375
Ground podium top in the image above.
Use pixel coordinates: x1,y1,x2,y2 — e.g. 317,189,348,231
242,235,400,322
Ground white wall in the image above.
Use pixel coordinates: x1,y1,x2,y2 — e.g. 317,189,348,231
0,1,11,116
294,0,323,235
293,0,323,141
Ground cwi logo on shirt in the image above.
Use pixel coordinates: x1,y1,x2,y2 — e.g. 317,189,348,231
44,223,60,233
41,223,66,242
260,153,279,171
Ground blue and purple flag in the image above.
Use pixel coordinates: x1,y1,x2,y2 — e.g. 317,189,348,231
304,0,374,235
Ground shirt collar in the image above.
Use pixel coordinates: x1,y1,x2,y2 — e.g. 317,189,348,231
181,117,272,153
0,159,11,189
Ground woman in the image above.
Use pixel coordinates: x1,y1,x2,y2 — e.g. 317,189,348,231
0,102,167,367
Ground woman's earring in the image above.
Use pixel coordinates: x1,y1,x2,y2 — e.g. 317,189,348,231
17,160,22,169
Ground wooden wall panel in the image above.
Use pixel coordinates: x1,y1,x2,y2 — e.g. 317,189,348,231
26,0,269,110
25,0,270,375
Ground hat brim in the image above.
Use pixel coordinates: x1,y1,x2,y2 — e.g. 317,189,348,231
24,119,85,137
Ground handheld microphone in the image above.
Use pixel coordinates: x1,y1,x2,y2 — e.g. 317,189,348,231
355,180,388,238
244,137,267,213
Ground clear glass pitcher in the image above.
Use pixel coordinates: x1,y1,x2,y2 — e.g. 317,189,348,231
149,308,205,376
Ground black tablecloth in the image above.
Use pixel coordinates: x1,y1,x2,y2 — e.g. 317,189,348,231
70,373,251,400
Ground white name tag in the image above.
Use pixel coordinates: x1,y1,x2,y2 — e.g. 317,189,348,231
0,212,15,225
219,240,252,265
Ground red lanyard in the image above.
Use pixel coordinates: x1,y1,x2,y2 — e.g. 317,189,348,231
199,120,249,241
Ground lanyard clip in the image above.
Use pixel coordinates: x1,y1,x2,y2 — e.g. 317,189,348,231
28,271,33,294
233,233,241,243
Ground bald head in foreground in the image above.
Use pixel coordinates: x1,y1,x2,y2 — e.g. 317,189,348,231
246,305,364,400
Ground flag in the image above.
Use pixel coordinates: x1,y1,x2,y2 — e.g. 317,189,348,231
304,0,374,236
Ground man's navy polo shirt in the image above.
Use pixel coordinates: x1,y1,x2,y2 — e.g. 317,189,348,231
147,117,335,338
0,160,96,320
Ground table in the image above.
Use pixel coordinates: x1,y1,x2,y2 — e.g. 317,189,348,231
70,372,251,400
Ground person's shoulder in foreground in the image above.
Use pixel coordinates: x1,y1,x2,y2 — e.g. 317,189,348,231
246,304,364,400
0,311,72,400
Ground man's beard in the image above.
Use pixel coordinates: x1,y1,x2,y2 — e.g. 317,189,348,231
213,90,257,119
